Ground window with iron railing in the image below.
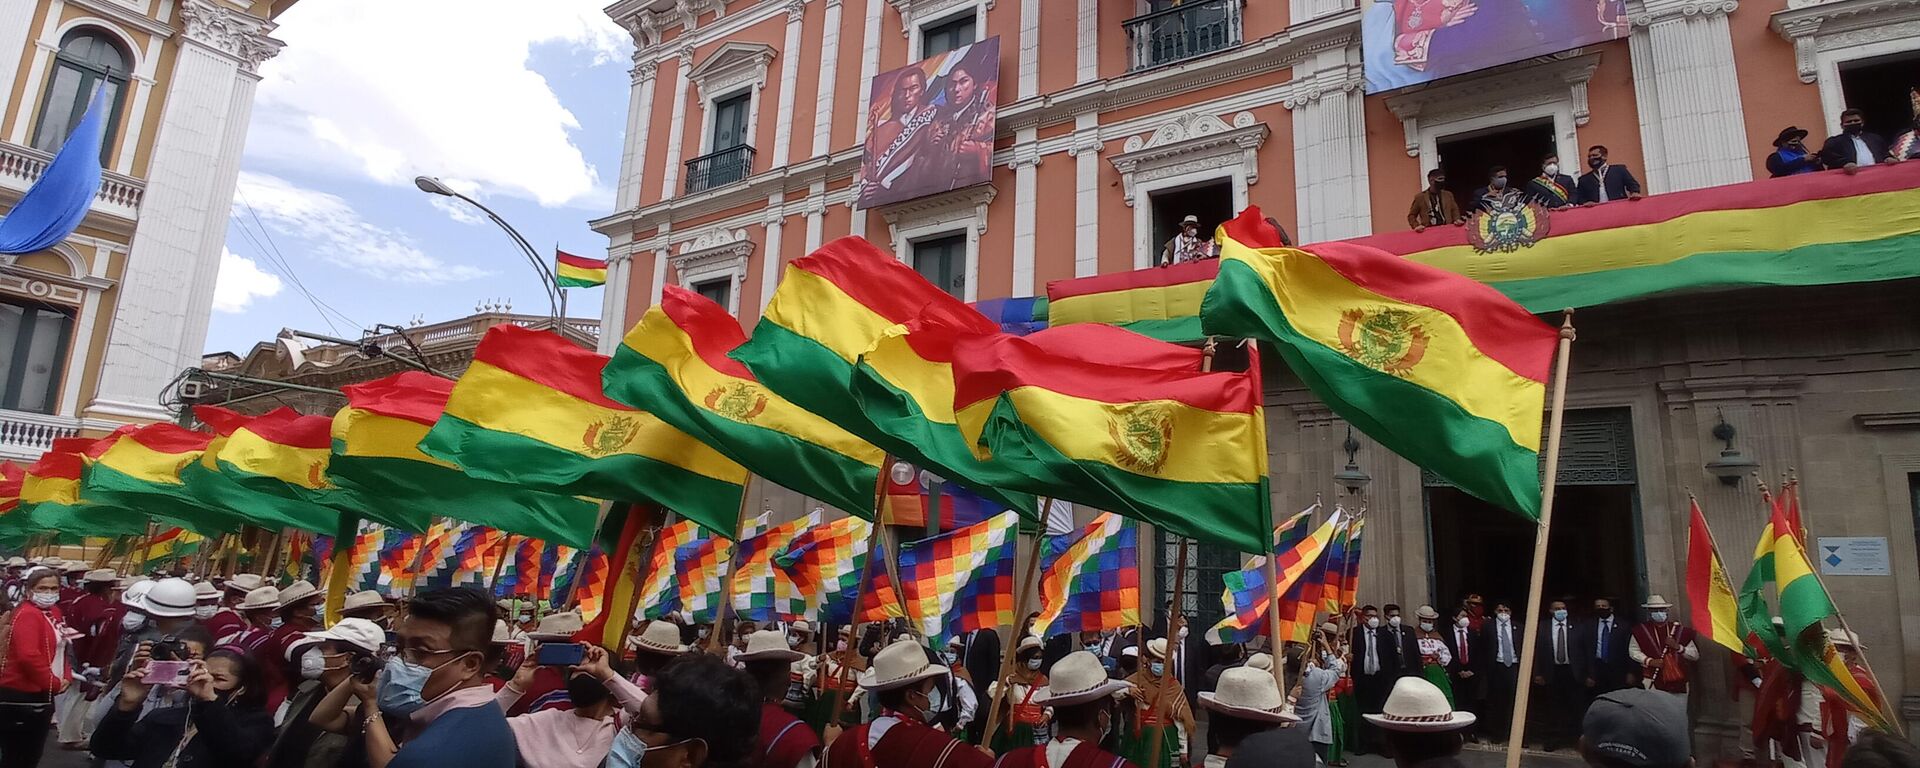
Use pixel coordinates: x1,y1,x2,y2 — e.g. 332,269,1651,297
1124,0,1243,71
684,144,755,194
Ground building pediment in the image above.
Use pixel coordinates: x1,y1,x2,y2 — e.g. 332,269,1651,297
1382,51,1601,157
1771,0,1920,82
685,41,776,100
1107,111,1269,206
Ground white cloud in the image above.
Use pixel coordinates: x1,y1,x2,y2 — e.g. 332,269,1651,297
213,248,284,313
250,0,628,208
428,194,487,226
234,171,490,284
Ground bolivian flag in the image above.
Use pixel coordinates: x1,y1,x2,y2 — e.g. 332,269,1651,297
1204,206,1560,520
948,326,1272,554
1684,499,1742,653
554,250,607,288
330,371,599,546
604,284,884,518
182,406,352,534
83,422,246,534
421,324,748,536
0,462,26,535
142,526,206,570
23,434,146,538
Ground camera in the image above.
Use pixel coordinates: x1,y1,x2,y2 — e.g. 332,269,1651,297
149,637,189,662
350,652,382,683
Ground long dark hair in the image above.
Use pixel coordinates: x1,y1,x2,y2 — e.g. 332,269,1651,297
206,646,267,711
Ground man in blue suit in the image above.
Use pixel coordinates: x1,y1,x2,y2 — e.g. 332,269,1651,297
1575,144,1643,205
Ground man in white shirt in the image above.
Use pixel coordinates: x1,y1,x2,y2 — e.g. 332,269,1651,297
1480,600,1523,745
1819,108,1896,173
1532,599,1584,752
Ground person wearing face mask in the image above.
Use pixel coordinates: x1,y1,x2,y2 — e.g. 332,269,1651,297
1409,606,1455,707
987,636,1051,754
205,574,261,642
1475,600,1522,746
1531,599,1585,752
52,568,116,749
1626,595,1698,707
90,630,277,768
1347,604,1398,756
1439,607,1482,738
1526,155,1578,208
1158,215,1215,267
727,620,758,668
931,636,976,736
341,591,396,629
1819,108,1894,173
1582,597,1632,698
994,652,1135,768
496,641,648,768
781,621,821,718
822,640,993,768
0,566,72,767
503,611,592,717
357,586,516,768
1767,127,1825,177
1407,168,1464,232
1472,166,1525,212
1381,605,1419,678
801,626,868,736
268,618,384,768
1575,144,1643,205
606,653,759,768
1117,638,1195,768
264,581,323,708
737,629,823,768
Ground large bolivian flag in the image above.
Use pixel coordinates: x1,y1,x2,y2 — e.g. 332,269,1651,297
180,406,349,534
83,422,246,534
22,434,145,538
949,326,1272,553
330,372,599,546
1204,206,1560,519
420,324,748,535
604,284,884,518
1684,499,1743,654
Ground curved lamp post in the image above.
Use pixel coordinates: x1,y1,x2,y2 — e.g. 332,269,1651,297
413,175,560,322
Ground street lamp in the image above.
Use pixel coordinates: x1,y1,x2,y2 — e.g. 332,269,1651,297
1332,425,1372,496
413,175,560,322
1704,410,1760,486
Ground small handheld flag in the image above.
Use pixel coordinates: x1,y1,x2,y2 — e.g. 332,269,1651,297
555,250,608,288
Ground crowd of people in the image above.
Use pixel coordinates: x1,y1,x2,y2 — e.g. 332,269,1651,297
0,556,1912,768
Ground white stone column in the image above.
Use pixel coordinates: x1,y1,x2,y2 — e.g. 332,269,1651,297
1285,57,1372,242
1069,114,1101,277
760,195,784,308
660,47,694,200
616,60,659,211
1628,0,1751,193
811,0,844,158
1010,129,1039,296
90,0,282,421
1076,0,1098,84
597,243,632,354
854,0,884,145
771,0,807,167
804,187,826,251
0,0,43,128
1018,0,1040,100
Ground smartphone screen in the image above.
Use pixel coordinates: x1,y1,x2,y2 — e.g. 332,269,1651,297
535,642,585,666
146,660,192,687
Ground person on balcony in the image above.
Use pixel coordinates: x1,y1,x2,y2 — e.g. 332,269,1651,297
1159,215,1216,266
1891,88,1920,161
1575,145,1642,205
1406,169,1464,232
1818,109,1891,173
1525,154,1578,209
1767,127,1824,177
1471,167,1524,212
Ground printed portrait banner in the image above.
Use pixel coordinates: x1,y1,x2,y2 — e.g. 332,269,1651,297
1362,0,1628,93
855,36,1000,209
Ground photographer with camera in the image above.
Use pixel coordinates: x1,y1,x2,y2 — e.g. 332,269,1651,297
268,617,385,768
497,640,648,768
89,625,277,768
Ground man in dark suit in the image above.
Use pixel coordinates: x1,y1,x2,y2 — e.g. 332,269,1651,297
1478,599,1524,744
1442,605,1485,735
1819,108,1893,172
1576,145,1643,204
1349,604,1396,754
1525,153,1578,209
1532,599,1586,751
1382,603,1421,677
1582,597,1633,696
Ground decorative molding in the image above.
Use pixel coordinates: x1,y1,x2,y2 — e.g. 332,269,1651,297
880,184,997,239
632,55,659,85
177,0,282,72
65,0,175,39
686,41,776,101
670,228,754,313
1278,65,1364,110
1856,411,1920,430
1630,0,1739,26
1384,52,1601,157
1109,111,1268,205
1771,0,1920,83
1655,374,1809,407
889,0,993,36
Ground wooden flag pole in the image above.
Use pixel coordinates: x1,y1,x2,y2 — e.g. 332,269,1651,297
824,477,895,737
134,521,158,575
1504,311,1577,768
713,478,757,652
979,505,1049,748
488,533,517,593
1143,535,1189,768
1264,541,1286,691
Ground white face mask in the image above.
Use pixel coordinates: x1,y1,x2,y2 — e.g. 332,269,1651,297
788,635,804,649
1418,621,1435,632
1457,617,1471,628
1366,617,1380,629
1497,612,1512,623
299,648,326,680
1388,616,1402,628
1544,163,1560,176
1650,611,1668,623
1025,657,1042,671
30,592,58,609
194,605,218,620
1177,627,1189,641
122,612,147,632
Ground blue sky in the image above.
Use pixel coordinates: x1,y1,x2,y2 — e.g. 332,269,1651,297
208,0,633,355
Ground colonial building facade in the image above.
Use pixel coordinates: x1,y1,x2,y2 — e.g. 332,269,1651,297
593,0,1920,748
0,0,290,457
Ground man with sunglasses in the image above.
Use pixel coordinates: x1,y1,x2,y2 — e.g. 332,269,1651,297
361,587,517,768
613,652,759,767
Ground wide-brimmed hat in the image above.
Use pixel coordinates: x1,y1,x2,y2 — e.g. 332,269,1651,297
1036,652,1131,706
40,557,65,569
1774,126,1810,147
490,620,517,644
342,591,388,612
277,580,319,606
223,574,262,594
62,562,88,573
858,640,949,691
238,586,282,611
1201,665,1300,723
1415,605,1440,621
1828,628,1862,648
1180,215,1200,226
1641,595,1673,610
3,557,24,567
1319,621,1339,634
632,620,688,655
788,620,813,636
300,617,385,654
192,580,219,600
84,568,118,584
1364,677,1477,731
528,610,583,639
1015,636,1043,655
735,629,805,663
1145,638,1169,660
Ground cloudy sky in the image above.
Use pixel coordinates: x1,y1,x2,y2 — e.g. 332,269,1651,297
208,0,632,354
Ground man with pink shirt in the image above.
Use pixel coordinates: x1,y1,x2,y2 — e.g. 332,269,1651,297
498,641,649,768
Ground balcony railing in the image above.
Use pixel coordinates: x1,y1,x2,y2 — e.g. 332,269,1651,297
0,141,144,220
0,409,80,460
1124,0,1244,71
684,144,755,195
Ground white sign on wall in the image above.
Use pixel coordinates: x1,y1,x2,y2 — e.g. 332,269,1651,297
1816,537,1891,577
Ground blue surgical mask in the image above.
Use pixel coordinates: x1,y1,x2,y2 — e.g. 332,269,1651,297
378,656,433,716
1553,609,1569,621
1149,661,1165,677
605,728,646,768
270,617,284,630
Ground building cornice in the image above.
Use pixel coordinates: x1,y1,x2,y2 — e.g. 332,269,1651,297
1383,51,1601,156
1628,0,1739,25
1771,0,1920,82
66,0,176,39
178,0,283,72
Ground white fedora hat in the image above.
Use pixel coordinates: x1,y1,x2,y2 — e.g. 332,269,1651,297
1828,628,1862,648
1036,652,1130,706
342,591,388,612
1200,665,1300,724
858,640,949,692
1364,677,1477,732
632,620,688,655
735,629,805,663
529,610,584,639
1144,638,1169,660
1642,595,1674,610
223,574,263,594
788,620,814,636
277,580,320,606
192,580,219,600
85,568,118,584
1016,636,1043,655
237,586,282,611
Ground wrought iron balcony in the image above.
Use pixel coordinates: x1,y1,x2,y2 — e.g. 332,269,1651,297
684,144,755,195
1124,0,1243,71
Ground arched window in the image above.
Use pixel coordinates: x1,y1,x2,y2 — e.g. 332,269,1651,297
32,28,130,164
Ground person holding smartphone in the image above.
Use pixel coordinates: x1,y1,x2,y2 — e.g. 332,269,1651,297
90,625,277,768
496,641,648,768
